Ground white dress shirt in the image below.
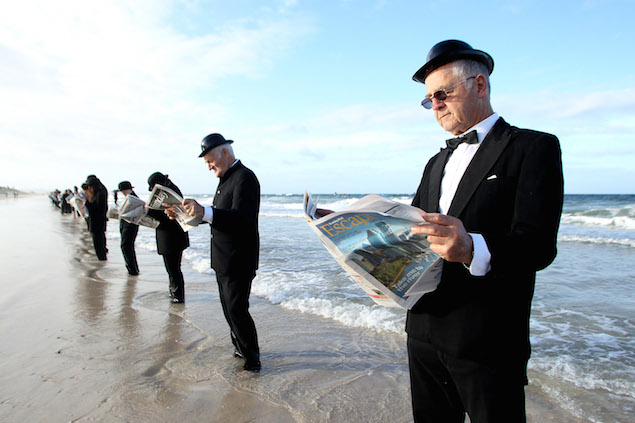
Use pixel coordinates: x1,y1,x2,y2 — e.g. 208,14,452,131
439,113,499,276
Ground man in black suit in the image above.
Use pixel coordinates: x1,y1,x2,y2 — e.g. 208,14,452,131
406,40,564,422
147,172,190,303
180,133,261,372
84,175,108,260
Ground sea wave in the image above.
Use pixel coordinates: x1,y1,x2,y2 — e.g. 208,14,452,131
529,355,635,399
558,234,635,247
251,268,406,334
561,210,635,230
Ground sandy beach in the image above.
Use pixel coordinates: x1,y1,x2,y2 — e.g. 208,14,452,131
0,196,594,422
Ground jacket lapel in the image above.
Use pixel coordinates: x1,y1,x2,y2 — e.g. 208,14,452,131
428,149,450,212
447,118,512,217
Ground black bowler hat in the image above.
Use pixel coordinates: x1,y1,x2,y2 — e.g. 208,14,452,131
118,181,133,191
198,133,233,157
412,40,494,84
147,172,168,191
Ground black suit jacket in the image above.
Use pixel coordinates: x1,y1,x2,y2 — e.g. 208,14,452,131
211,161,260,276
85,187,108,234
408,118,563,382
147,182,189,255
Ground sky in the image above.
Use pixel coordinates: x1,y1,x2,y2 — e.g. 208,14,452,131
1,0,634,195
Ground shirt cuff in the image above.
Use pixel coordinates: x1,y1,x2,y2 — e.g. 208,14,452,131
467,233,491,276
202,206,214,223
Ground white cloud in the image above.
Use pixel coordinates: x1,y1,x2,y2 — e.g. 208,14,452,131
0,0,313,191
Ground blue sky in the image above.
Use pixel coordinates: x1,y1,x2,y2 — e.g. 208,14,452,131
1,0,634,194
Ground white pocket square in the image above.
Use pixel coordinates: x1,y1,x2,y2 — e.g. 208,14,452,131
486,174,497,180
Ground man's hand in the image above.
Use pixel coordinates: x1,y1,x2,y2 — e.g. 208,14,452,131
412,212,473,264
164,206,178,220
182,199,205,218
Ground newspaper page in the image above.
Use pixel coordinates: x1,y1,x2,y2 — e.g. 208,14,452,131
304,193,443,309
147,184,202,232
118,194,160,229
69,195,88,218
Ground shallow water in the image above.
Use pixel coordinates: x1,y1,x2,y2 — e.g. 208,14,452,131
1,195,632,422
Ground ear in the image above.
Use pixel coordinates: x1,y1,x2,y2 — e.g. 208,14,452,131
474,74,488,98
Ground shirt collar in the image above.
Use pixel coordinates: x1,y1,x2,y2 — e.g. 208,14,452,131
460,112,499,144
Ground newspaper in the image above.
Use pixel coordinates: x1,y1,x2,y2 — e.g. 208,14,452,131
147,184,202,232
68,195,88,218
304,193,443,309
117,194,160,229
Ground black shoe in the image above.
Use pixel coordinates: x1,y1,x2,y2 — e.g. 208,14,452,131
171,297,184,304
243,360,261,372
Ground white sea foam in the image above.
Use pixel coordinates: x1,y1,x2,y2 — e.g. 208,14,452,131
275,297,405,335
560,211,635,230
251,269,406,334
529,356,635,398
558,234,635,247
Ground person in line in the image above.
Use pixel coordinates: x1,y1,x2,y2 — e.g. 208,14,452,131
114,181,140,276
406,40,564,422
60,189,73,214
176,133,261,372
146,172,189,303
84,175,109,261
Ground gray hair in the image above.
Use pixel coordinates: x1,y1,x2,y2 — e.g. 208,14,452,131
450,59,491,96
212,143,235,159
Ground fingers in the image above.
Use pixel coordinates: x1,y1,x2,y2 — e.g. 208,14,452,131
182,199,204,217
411,213,472,263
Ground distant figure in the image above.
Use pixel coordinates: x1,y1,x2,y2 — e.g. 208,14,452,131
178,133,261,372
80,183,90,229
84,176,108,260
115,181,140,276
146,172,189,303
60,189,73,214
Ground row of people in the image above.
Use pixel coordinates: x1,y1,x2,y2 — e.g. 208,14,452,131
55,145,259,371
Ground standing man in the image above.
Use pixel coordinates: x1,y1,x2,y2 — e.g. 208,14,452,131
114,181,140,276
406,40,564,422
84,175,108,261
147,172,189,303
180,133,261,372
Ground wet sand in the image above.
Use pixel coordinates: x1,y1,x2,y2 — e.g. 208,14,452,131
0,197,589,422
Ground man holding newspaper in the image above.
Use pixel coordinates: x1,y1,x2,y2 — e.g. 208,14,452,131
172,133,261,373
406,40,563,422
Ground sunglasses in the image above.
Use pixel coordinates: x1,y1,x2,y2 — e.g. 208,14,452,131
421,76,476,109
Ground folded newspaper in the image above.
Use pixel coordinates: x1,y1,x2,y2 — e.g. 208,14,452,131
148,184,202,232
304,193,443,309
116,194,160,229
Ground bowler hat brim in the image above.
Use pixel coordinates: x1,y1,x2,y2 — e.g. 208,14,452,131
413,44,494,84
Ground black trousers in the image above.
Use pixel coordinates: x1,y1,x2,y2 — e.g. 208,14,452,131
407,336,527,423
216,272,259,364
120,224,139,275
162,252,184,301
91,231,107,261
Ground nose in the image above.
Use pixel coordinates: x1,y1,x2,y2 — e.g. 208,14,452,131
431,97,445,110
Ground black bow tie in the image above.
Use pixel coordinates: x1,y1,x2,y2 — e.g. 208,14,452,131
445,130,478,151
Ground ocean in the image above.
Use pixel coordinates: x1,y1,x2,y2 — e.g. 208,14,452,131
107,193,634,422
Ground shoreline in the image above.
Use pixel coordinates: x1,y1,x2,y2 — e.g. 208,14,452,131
0,197,591,422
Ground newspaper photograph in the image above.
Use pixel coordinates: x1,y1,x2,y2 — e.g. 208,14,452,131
304,193,443,309
148,184,202,232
